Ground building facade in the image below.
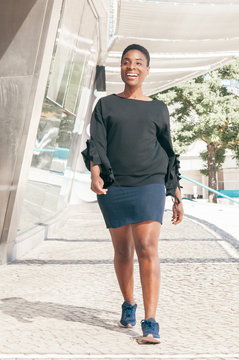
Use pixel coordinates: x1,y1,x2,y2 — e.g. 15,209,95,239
0,0,109,264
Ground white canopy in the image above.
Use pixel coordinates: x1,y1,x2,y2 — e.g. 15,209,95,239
104,0,239,95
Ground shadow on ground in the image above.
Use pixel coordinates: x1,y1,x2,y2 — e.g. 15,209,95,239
0,297,140,338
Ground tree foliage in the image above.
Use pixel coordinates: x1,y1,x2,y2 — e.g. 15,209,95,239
153,60,239,202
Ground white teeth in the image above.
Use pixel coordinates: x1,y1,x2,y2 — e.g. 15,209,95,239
127,73,137,77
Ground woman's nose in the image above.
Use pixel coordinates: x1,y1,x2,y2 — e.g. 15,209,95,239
127,63,135,69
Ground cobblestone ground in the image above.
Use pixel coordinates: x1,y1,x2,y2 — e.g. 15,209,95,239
0,200,239,360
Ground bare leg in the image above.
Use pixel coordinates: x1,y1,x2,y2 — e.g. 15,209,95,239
131,221,161,320
109,225,135,305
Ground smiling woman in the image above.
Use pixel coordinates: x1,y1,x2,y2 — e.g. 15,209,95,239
81,43,183,344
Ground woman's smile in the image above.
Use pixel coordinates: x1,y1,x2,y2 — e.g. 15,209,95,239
126,72,139,80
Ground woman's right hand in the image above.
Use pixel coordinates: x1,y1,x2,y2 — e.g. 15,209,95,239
91,175,108,195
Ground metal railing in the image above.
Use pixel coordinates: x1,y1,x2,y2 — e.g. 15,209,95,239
181,174,239,205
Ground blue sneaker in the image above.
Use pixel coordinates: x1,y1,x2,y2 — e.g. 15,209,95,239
118,301,137,328
138,318,160,344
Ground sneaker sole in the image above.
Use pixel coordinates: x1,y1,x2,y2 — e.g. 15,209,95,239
137,335,160,344
117,321,135,328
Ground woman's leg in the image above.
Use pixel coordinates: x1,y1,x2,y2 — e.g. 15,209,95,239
109,225,136,305
131,221,161,320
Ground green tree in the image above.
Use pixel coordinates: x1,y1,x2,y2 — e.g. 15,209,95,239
154,60,239,203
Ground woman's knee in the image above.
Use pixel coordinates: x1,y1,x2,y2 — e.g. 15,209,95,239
132,221,160,260
110,226,135,261
114,243,134,262
135,238,158,260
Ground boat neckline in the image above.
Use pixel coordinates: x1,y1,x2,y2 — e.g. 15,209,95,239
113,93,155,102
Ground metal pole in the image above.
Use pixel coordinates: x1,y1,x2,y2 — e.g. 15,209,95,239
180,174,239,205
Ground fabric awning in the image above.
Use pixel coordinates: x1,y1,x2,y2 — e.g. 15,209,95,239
105,0,239,95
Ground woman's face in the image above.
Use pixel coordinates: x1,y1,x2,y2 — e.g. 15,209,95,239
120,49,150,87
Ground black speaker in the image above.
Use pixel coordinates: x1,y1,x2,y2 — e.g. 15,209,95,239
95,65,106,91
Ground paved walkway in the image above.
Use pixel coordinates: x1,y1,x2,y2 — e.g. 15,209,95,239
0,199,239,360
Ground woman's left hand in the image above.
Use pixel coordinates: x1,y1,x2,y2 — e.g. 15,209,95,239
171,201,184,225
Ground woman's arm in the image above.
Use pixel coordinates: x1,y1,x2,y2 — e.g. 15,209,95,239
157,104,184,224
82,98,113,193
171,186,184,225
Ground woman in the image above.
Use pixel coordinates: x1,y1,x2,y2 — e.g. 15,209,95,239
82,44,183,344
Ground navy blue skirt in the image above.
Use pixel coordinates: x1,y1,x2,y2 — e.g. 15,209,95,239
97,183,166,229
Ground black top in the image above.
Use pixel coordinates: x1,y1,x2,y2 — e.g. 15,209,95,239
82,94,181,200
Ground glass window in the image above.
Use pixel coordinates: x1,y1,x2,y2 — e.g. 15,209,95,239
17,0,99,234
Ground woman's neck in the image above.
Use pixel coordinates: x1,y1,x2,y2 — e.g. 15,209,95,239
121,87,144,99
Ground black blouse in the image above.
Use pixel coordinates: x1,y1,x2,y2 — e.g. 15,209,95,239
82,94,181,201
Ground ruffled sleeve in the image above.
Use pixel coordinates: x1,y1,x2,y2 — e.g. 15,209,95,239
165,154,182,203
156,103,182,203
81,139,114,188
81,98,115,188
81,139,101,171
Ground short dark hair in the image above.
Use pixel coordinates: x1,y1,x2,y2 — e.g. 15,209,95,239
121,44,150,66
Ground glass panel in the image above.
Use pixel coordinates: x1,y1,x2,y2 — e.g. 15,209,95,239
47,26,75,106
47,0,86,106
17,0,99,234
64,49,87,114
64,0,97,114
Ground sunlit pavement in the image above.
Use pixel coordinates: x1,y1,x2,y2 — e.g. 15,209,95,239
0,199,239,360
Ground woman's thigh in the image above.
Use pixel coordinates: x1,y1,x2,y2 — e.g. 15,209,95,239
131,221,161,257
109,225,135,256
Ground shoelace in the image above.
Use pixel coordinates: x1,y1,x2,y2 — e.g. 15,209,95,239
141,319,156,330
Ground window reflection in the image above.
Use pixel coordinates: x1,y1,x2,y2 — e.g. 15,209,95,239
32,98,62,171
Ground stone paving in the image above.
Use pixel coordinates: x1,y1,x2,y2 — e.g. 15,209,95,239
0,199,239,360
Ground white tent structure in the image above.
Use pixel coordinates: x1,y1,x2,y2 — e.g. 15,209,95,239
104,0,239,95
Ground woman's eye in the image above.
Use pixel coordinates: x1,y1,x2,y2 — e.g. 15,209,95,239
136,62,142,65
